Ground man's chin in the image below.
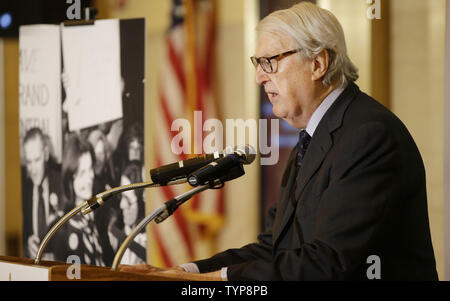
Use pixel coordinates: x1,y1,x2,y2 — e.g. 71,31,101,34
272,107,286,120
275,114,306,130
272,109,293,125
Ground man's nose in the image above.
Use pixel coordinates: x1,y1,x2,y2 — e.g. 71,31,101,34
255,65,269,85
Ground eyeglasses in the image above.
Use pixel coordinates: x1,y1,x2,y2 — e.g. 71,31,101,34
250,48,302,74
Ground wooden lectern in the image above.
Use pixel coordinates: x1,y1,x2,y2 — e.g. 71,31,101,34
0,256,213,281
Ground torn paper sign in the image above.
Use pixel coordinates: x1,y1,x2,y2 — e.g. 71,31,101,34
19,24,63,163
62,19,123,131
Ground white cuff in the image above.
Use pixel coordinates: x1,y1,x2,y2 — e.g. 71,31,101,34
220,267,228,281
179,262,200,274
179,263,227,280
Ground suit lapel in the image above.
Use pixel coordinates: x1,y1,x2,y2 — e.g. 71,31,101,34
272,83,360,247
293,127,332,201
272,149,298,243
273,132,332,246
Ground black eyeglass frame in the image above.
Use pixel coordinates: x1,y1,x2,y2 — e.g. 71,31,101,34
250,48,302,74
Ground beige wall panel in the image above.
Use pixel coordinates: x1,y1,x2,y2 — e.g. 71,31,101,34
391,0,445,279
443,0,450,281
317,0,372,94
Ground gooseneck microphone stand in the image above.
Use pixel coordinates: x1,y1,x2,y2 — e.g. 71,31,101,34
111,180,221,271
34,201,89,265
35,149,249,266
34,179,187,265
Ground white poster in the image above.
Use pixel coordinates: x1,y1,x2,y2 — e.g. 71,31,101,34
19,25,62,163
61,19,123,131
19,19,146,267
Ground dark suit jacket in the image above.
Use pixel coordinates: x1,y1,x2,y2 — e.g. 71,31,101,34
194,83,438,280
22,161,63,259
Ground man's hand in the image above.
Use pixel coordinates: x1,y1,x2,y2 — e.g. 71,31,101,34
118,264,223,280
197,270,223,281
118,264,183,274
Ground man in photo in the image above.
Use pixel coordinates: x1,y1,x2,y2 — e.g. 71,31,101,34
22,127,63,260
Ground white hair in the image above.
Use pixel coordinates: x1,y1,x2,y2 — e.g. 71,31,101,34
257,2,359,87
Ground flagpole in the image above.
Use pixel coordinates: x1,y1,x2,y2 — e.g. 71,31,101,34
185,0,200,156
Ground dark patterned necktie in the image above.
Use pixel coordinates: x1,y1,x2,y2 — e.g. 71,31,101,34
37,185,46,240
297,130,312,167
289,130,312,206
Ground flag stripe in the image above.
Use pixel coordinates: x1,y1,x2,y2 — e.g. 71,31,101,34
152,0,225,266
153,226,172,267
168,37,187,95
155,153,195,259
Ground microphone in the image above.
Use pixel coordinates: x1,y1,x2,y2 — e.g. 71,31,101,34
155,164,247,224
149,145,254,185
187,144,256,187
149,151,224,185
110,147,254,270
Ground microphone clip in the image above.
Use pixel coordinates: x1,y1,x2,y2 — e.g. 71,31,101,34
187,162,245,187
154,179,225,224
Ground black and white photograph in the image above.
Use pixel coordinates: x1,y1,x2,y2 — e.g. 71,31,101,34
19,18,146,266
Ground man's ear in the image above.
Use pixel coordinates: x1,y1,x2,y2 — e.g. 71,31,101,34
311,49,329,81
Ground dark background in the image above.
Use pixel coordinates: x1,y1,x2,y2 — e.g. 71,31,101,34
0,0,92,37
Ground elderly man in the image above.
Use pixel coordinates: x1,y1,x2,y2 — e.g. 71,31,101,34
22,127,63,259
121,2,438,280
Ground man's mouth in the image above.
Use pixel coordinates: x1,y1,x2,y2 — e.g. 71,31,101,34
266,91,279,101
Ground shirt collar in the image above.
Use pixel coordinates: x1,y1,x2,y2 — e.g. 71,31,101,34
305,85,346,137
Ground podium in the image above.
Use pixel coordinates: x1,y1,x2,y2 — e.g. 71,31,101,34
0,256,213,281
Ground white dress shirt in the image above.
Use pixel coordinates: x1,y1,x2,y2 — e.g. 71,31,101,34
305,85,346,137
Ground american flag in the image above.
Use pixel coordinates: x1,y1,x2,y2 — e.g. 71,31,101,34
150,0,224,267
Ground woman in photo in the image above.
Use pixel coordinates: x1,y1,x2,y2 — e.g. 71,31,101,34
59,134,105,266
108,161,146,265
113,123,143,178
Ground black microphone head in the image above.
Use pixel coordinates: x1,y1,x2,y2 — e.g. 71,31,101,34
234,144,256,164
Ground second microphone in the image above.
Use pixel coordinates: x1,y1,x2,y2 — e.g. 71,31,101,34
187,145,256,186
